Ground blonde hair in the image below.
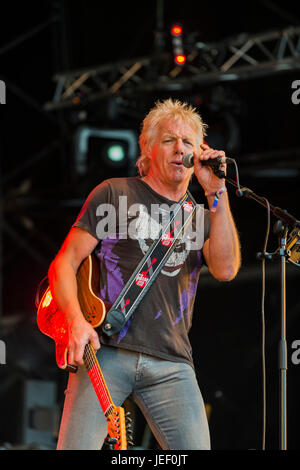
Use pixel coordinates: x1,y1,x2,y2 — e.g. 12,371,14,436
136,98,208,176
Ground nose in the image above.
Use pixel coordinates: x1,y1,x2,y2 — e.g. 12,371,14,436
174,138,184,155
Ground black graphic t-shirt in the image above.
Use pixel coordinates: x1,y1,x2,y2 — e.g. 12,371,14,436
73,177,210,367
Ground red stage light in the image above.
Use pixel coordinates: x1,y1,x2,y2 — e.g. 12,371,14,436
175,54,186,65
171,24,186,66
171,25,182,36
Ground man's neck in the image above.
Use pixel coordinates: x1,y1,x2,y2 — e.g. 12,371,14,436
141,175,188,202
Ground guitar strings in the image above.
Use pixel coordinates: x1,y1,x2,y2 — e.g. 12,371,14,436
84,345,109,402
84,344,113,414
86,353,111,413
84,345,125,447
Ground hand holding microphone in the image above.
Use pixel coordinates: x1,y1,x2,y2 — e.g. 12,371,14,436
182,144,234,169
182,153,234,168
182,143,235,182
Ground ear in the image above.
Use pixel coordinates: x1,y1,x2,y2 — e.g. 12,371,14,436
145,145,153,160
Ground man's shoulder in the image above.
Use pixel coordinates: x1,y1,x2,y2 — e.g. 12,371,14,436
84,176,142,204
93,176,139,192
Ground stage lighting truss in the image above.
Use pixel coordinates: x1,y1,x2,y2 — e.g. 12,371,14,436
44,26,300,111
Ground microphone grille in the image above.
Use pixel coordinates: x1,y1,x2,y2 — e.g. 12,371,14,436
182,153,194,168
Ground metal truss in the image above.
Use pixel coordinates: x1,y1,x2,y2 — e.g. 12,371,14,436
0,4,71,320
45,26,300,111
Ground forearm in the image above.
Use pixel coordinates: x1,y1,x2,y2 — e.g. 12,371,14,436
47,228,100,365
206,191,241,281
48,255,101,365
48,255,83,322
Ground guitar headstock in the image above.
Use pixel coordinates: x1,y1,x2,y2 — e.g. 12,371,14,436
106,406,133,450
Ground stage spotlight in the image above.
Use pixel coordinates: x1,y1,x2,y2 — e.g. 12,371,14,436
174,54,186,65
171,25,183,36
105,142,126,166
170,23,186,66
74,126,138,182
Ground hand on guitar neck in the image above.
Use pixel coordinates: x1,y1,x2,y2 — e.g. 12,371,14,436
66,312,101,367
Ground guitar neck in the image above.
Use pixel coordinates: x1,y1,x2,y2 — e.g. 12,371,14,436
83,344,114,417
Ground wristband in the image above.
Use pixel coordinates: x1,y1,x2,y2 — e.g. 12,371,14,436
205,187,227,212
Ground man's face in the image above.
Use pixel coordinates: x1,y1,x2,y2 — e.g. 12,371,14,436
148,118,197,187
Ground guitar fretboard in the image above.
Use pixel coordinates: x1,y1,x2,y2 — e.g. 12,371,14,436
83,344,114,417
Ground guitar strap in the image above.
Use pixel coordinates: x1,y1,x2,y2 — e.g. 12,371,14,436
102,190,197,336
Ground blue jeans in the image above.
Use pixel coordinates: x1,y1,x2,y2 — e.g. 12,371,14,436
56,345,210,450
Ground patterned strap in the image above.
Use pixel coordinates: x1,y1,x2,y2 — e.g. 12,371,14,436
102,191,197,336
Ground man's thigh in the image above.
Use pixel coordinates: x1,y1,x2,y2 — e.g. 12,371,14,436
133,357,210,450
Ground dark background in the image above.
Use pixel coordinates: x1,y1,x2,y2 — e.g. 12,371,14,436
1,0,300,451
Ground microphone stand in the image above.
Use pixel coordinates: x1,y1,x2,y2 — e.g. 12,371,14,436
214,168,300,450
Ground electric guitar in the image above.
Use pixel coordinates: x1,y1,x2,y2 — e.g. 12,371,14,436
36,254,132,450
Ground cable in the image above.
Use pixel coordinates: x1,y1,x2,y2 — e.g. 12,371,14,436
224,160,270,450
232,159,242,193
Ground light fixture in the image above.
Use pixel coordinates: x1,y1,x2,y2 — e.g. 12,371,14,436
74,126,138,176
170,23,186,66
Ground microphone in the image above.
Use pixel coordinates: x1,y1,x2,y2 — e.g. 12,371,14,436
182,153,234,168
